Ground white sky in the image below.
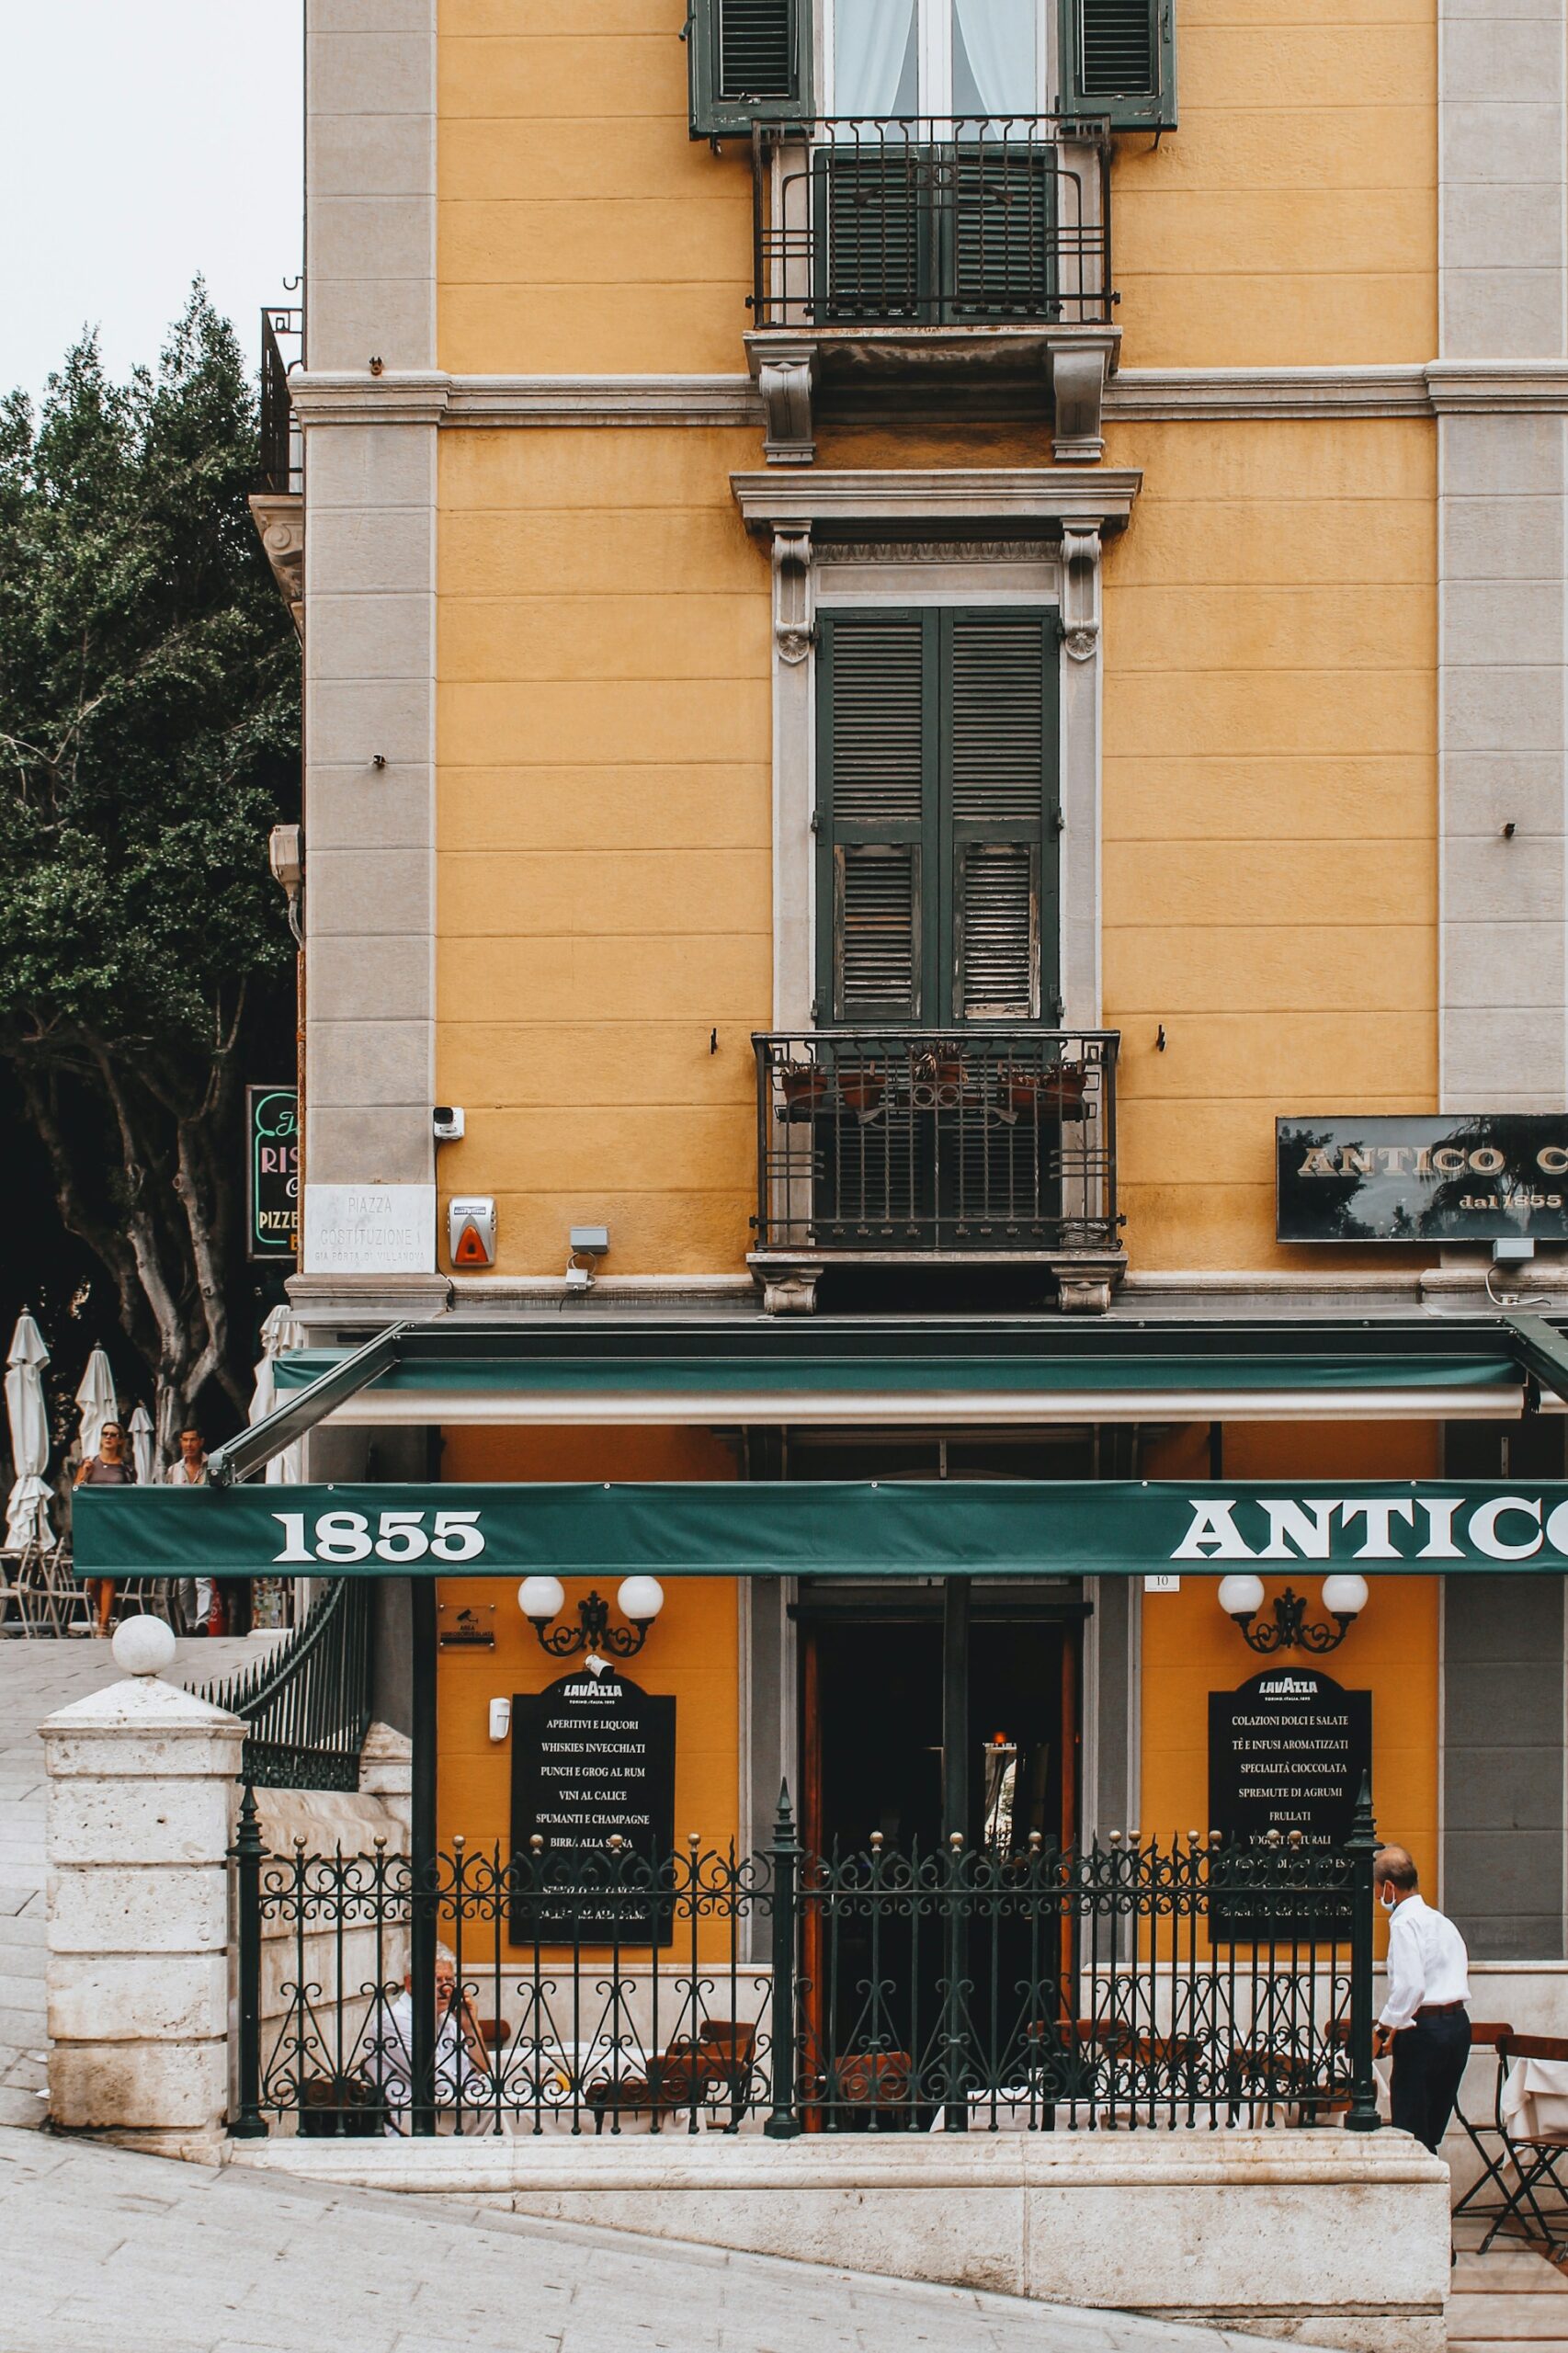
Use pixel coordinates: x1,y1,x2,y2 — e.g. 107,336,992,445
1,3,303,408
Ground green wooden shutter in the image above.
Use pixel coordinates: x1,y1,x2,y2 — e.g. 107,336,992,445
817,613,935,1022
946,613,1060,1021
950,149,1058,320
687,0,811,139
817,608,1061,1028
1060,0,1176,131
815,149,929,324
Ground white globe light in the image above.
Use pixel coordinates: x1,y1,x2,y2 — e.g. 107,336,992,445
518,1574,565,1624
618,1574,665,1625
1217,1574,1266,1620
1322,1573,1369,1620
112,1616,177,1677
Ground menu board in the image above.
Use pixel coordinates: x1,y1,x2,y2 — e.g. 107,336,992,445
1209,1666,1371,1852
509,1666,676,1945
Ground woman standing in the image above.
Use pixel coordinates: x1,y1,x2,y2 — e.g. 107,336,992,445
74,1418,135,1634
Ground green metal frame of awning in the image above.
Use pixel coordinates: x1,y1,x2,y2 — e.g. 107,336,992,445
204,1312,1568,1487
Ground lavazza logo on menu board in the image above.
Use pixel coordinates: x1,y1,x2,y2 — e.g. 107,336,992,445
1173,1495,1568,1563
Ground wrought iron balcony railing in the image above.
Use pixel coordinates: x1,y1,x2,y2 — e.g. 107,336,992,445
752,1029,1119,1257
257,305,302,495
751,117,1112,333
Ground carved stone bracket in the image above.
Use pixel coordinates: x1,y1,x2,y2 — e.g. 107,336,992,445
772,528,815,665
248,493,304,641
1060,522,1102,664
1051,346,1109,465
757,1266,822,1314
756,346,819,466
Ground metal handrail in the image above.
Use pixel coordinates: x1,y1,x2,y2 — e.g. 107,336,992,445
199,1576,372,1791
751,115,1113,332
257,306,302,495
752,1028,1121,1256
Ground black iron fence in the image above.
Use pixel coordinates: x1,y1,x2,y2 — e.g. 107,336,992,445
751,118,1112,331
199,1577,372,1791
257,305,302,494
231,1788,1380,2140
752,1029,1119,1255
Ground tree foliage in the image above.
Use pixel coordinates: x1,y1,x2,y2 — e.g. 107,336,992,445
0,287,299,1449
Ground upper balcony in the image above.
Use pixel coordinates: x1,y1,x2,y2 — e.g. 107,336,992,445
250,305,303,636
745,116,1119,462
750,1028,1124,1313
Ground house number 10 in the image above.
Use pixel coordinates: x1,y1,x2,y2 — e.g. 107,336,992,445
270,1509,485,1564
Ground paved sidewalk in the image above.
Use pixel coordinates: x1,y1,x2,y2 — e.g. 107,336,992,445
0,1632,256,2128
0,2127,1303,2353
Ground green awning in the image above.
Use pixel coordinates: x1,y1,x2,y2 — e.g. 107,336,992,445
269,1341,1525,1427
203,1311,1568,1487
74,1477,1568,1581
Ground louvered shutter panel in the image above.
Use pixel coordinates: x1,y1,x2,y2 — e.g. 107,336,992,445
816,149,928,323
956,843,1037,1017
950,149,1057,320
687,0,811,139
818,613,933,1022
947,613,1058,1022
1060,0,1176,131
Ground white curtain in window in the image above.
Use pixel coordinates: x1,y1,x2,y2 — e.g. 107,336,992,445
952,0,1038,116
834,0,919,114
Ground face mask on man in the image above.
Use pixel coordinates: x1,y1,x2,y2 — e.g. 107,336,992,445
1380,1886,1397,1912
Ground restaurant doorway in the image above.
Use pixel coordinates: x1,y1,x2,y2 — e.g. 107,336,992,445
799,1597,1078,1858
795,1586,1082,2120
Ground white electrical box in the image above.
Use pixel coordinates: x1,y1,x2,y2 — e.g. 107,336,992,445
449,1196,496,1268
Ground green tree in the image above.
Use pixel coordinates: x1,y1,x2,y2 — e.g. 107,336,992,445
0,287,300,1452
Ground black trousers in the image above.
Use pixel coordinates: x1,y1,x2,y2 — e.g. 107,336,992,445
1390,2009,1471,2152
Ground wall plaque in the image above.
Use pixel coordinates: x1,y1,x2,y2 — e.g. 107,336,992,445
1208,1666,1370,1941
509,1665,676,1945
1277,1112,1568,1243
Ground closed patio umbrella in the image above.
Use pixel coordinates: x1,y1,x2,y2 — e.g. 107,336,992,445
5,1312,53,1552
74,1346,119,1466
129,1403,154,1488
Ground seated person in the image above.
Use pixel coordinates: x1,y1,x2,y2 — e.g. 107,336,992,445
366,1942,492,2131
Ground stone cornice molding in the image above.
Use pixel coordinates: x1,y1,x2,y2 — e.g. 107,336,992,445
1425,361,1568,412
288,363,1568,431
1106,367,1431,420
290,370,761,429
732,467,1142,539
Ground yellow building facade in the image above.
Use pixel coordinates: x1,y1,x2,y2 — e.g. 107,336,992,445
244,0,1568,2145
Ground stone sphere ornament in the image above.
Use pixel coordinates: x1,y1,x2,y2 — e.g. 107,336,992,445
111,1616,177,1677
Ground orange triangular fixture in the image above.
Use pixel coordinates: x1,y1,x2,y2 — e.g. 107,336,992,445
453,1221,489,1267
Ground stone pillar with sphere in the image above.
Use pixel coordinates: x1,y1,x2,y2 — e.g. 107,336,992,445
40,1617,244,2148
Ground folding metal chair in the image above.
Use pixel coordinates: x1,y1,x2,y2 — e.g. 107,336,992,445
1450,2021,1517,2227
1481,2032,1568,2252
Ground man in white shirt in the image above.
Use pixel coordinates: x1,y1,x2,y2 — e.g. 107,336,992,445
1372,1844,1471,2153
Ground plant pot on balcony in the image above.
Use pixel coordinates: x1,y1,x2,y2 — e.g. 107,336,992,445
837,1066,886,1115
912,1051,967,1104
779,1066,829,1120
1007,1062,1089,1118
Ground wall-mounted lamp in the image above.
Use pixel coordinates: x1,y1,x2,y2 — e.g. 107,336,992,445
518,1574,665,1658
1218,1573,1369,1655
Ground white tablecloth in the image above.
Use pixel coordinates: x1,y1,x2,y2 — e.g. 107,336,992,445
1501,2056,1568,2143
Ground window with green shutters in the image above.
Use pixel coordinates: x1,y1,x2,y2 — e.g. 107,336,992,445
1059,0,1176,131
687,0,811,138
815,609,1062,1027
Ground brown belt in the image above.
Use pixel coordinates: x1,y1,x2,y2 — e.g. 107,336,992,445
1415,2001,1466,2018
